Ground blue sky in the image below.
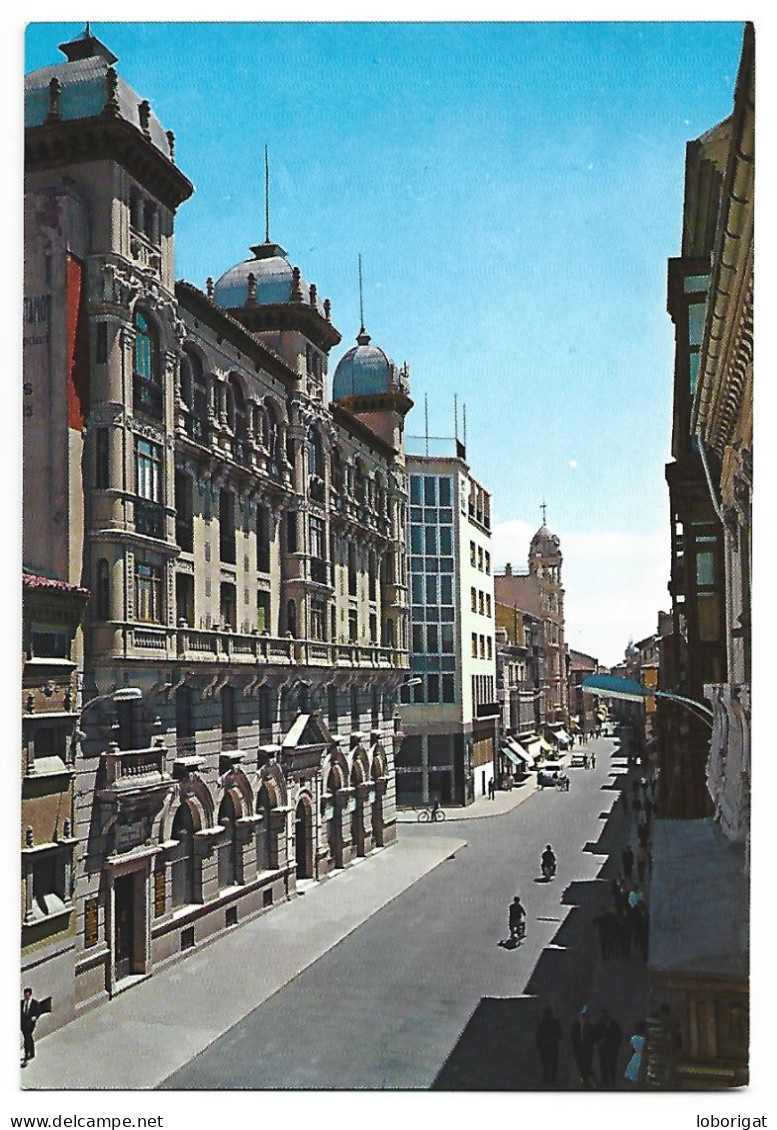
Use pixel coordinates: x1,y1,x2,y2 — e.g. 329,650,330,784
24,19,746,665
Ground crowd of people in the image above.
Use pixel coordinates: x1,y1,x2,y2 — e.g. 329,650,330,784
534,1004,647,1088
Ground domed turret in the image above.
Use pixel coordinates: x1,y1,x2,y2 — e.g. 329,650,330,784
26,27,174,165
213,241,324,313
332,328,409,400
530,525,561,554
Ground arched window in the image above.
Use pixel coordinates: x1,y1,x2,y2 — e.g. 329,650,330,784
170,804,195,908
179,352,194,411
95,558,110,620
132,309,162,419
331,447,343,492
307,425,324,479
230,377,248,464
217,793,238,889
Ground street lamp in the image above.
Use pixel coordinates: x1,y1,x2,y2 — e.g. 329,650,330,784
73,686,143,743
581,674,713,728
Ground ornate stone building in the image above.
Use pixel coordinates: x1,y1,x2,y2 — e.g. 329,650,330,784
24,27,411,1020
494,519,568,729
648,23,752,1089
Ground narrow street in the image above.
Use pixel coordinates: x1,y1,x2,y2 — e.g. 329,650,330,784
162,736,649,1090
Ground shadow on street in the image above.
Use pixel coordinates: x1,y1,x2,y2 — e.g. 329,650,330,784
432,765,650,1091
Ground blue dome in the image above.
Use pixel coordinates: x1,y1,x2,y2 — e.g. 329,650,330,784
213,241,324,313
332,330,406,400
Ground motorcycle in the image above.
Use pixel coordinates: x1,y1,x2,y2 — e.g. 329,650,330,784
541,857,557,881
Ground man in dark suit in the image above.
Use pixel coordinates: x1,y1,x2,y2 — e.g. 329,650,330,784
21,988,41,1066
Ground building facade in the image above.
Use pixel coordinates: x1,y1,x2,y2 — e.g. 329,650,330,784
648,24,752,1089
566,648,600,737
494,521,568,728
396,445,498,806
22,574,89,1034
24,27,411,1017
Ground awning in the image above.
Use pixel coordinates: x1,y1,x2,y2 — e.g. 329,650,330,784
502,737,533,767
524,737,542,758
282,713,311,748
539,736,555,752
554,728,571,744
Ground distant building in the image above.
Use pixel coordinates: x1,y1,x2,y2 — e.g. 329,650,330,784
494,520,567,728
566,648,599,736
396,442,498,805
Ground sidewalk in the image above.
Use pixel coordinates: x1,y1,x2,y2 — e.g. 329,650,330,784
23,833,465,1091
396,776,539,823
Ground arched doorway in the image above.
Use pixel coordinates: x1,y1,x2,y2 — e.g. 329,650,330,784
217,792,238,889
170,803,195,908
256,785,272,872
326,770,344,870
295,795,314,879
371,749,387,848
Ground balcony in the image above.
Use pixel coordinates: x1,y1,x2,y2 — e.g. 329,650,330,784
310,557,330,585
97,742,172,798
135,498,165,539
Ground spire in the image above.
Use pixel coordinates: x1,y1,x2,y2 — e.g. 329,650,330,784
248,146,286,260
541,501,547,525
264,144,270,244
356,254,370,346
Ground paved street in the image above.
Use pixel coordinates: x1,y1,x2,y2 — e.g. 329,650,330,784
25,735,649,1092
163,736,648,1090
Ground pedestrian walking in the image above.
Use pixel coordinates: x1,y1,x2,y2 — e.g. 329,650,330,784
570,1006,597,1087
535,1005,563,1084
20,988,41,1066
590,750,596,769
635,842,649,883
637,819,649,847
611,876,628,913
488,778,495,801
650,776,658,801
592,906,615,960
594,1009,623,1087
643,796,653,827
628,883,644,910
640,776,649,797
624,1021,648,1085
583,751,589,770
621,844,635,882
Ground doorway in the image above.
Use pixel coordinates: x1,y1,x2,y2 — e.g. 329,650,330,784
295,797,313,879
114,873,136,980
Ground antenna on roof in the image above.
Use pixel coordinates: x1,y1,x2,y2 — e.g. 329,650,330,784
424,393,429,456
463,403,467,453
264,145,270,244
358,253,365,335
454,394,458,441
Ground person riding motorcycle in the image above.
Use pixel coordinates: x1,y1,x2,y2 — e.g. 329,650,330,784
509,895,526,940
541,845,557,880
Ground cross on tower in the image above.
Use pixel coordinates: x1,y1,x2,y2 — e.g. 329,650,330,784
541,501,547,525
